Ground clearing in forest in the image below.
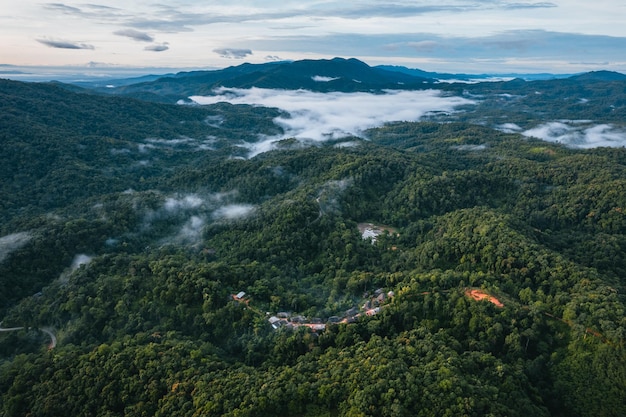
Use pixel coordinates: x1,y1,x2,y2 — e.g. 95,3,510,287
465,289,504,308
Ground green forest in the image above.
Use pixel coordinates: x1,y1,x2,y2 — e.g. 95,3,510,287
1,77,625,416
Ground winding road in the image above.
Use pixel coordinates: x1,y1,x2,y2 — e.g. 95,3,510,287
0,326,57,349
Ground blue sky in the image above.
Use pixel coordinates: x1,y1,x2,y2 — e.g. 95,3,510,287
2,1,626,73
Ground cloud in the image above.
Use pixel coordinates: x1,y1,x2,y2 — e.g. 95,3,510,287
334,2,557,17
114,29,154,42
212,204,255,220
503,2,557,10
522,121,626,148
164,194,204,212
454,144,487,151
406,40,439,52
312,75,340,82
0,232,32,263
190,88,474,157
43,3,83,14
136,136,216,152
36,38,95,49
57,253,93,283
70,254,92,271
213,48,253,59
43,2,128,20
144,43,169,52
496,123,523,133
169,215,206,245
41,2,557,33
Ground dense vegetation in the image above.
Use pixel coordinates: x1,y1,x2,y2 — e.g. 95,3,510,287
1,75,625,417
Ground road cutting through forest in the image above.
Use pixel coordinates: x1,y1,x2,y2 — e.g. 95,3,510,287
0,326,57,349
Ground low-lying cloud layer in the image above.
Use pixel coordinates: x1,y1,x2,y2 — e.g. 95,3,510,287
190,88,474,156
522,121,626,148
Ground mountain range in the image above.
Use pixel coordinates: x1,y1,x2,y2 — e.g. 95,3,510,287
74,57,626,104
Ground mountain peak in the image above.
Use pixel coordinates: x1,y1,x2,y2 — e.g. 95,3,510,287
569,70,626,81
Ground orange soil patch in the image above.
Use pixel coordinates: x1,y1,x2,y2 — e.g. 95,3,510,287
465,289,504,308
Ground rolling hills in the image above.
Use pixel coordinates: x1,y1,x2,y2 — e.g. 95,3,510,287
1,61,625,417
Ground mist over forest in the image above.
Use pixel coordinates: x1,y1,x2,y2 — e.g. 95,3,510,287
1,58,626,417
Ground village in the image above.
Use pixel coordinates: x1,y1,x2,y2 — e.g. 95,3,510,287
232,287,396,332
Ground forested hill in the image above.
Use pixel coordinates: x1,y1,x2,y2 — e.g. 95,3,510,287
98,57,433,102
1,77,626,416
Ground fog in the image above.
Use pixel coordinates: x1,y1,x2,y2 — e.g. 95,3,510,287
312,75,340,82
0,232,32,263
127,192,257,247
190,88,475,157
168,215,205,245
212,204,255,221
522,122,626,148
70,254,93,271
495,123,523,134
316,179,352,215
164,194,204,212
144,137,216,151
57,253,93,283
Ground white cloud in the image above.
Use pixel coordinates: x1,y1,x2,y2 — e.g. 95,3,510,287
4,1,626,73
213,48,253,59
454,144,487,151
36,38,95,50
57,253,93,283
145,43,169,52
522,121,626,148
70,254,92,271
212,204,255,220
496,123,523,133
190,88,474,156
164,195,204,212
170,215,205,245
0,232,32,263
312,75,340,82
113,29,153,42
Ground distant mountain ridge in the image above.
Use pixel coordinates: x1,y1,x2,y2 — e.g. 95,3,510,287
74,57,626,104
567,70,626,81
375,65,573,81
97,58,433,102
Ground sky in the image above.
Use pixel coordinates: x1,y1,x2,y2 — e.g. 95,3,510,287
2,1,626,74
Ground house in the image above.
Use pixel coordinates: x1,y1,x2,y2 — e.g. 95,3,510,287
375,293,386,305
291,315,306,323
345,307,358,317
268,316,282,329
234,291,246,300
365,307,380,316
304,323,326,331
